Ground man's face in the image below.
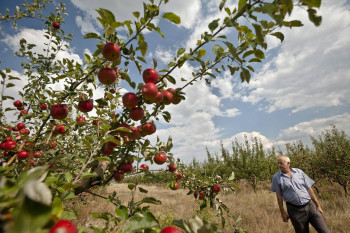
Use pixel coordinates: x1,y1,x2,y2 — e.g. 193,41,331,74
278,157,290,172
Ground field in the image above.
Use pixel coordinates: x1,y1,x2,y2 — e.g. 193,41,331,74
70,181,350,233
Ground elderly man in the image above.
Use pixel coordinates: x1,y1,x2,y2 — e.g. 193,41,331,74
271,156,331,233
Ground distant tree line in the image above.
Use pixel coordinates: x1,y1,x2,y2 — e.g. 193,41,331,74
128,126,350,196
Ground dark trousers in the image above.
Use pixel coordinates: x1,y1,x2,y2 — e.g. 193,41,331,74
286,201,331,233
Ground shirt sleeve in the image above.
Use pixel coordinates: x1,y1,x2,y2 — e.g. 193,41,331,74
300,169,315,189
271,174,282,195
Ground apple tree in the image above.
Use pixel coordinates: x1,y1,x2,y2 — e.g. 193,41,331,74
0,0,323,232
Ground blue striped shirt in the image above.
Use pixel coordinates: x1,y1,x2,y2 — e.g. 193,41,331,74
271,168,315,206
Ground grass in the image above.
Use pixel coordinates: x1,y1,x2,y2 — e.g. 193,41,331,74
69,181,350,233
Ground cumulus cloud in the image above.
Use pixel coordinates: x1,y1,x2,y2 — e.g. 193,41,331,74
1,28,82,64
240,0,350,113
76,15,98,35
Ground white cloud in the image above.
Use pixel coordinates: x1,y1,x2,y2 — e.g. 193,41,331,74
211,70,237,99
76,15,98,35
240,0,350,113
276,113,350,145
1,28,82,64
70,0,201,32
154,47,174,64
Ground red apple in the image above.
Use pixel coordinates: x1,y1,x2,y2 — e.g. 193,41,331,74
17,122,25,130
168,164,177,172
17,105,25,110
92,119,100,126
40,103,48,110
140,164,149,172
33,151,42,158
162,90,174,105
142,68,159,83
102,43,121,61
51,141,56,148
13,100,22,107
175,171,182,180
212,184,221,193
154,152,167,165
20,110,27,116
50,219,78,233
107,136,120,148
19,128,30,135
142,122,156,135
129,127,141,140
113,171,124,182
98,67,117,85
52,22,60,30
3,140,17,151
101,144,113,155
50,104,68,120
78,99,93,113
18,151,29,159
120,163,133,173
129,107,144,121
77,116,86,126
122,93,138,109
117,123,131,137
170,182,179,190
54,125,66,134
142,83,158,101
152,91,164,104
160,226,183,233
172,94,182,105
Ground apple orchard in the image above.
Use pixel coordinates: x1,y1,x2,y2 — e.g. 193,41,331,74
0,0,323,232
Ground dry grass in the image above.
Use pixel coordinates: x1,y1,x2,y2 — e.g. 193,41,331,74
70,182,350,233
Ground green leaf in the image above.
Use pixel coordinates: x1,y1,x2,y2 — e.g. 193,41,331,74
162,12,181,24
270,32,284,42
197,49,206,59
212,44,224,57
128,184,136,190
219,0,227,11
64,172,73,182
307,8,322,26
283,20,303,28
240,67,251,83
138,197,161,205
6,83,15,88
81,172,99,179
133,11,140,18
177,48,185,56
51,197,63,218
62,192,76,201
300,0,321,8
124,212,159,232
238,0,247,10
253,24,264,44
83,33,101,39
254,49,265,59
12,197,52,233
166,75,176,85
115,205,128,220
61,211,77,220
139,187,148,193
208,19,220,32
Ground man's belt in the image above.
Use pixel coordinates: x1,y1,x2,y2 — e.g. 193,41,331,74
286,200,310,208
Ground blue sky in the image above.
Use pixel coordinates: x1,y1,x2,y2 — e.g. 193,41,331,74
1,0,350,163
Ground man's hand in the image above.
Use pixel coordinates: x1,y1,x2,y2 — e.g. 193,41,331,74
281,210,289,222
317,206,324,215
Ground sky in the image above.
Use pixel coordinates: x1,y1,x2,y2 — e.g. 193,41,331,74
0,0,349,164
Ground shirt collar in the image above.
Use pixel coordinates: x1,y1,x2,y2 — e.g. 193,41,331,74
279,168,296,176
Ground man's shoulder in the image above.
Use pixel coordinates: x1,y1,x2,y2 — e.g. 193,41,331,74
272,171,282,179
291,168,304,174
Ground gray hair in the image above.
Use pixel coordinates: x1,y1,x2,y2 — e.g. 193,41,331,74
278,156,290,163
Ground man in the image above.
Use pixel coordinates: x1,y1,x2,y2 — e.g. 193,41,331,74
271,156,331,233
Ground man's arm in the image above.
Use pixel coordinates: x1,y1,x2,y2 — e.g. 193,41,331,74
307,188,324,215
276,193,289,222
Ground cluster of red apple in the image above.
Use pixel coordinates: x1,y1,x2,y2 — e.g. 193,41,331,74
49,219,183,233
193,184,221,200
13,100,28,116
